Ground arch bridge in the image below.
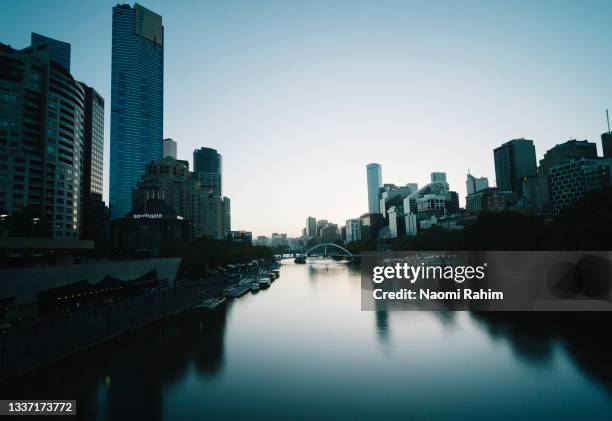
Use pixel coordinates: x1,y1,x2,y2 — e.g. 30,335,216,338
303,243,354,259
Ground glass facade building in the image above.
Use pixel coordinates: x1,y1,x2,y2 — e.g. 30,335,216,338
110,3,164,218
193,147,222,196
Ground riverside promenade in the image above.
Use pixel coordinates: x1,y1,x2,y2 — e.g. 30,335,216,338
0,260,274,382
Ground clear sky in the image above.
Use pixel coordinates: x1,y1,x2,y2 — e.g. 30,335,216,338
2,0,612,237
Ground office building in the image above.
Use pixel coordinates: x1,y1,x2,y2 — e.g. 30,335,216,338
79,83,108,252
305,216,317,238
388,206,405,238
366,163,382,214
163,138,177,159
601,131,612,159
521,175,551,214
110,3,164,218
430,172,447,183
466,173,489,195
0,40,85,239
494,138,537,193
222,196,231,236
360,213,385,239
539,139,597,176
193,147,222,196
345,218,361,243
270,232,288,247
229,230,252,245
549,158,612,214
466,188,507,214
320,224,338,243
132,157,225,238
379,183,417,218
31,32,70,72
111,198,193,256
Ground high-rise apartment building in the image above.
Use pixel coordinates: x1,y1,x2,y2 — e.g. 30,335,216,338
0,40,85,238
494,138,537,193
110,3,164,218
31,32,71,72
366,163,382,214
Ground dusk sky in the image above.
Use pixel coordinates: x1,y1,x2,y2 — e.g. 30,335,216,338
2,0,612,236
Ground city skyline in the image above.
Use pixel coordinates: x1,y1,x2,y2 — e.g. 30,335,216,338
2,1,612,236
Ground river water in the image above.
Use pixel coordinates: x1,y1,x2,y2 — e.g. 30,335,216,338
5,259,612,420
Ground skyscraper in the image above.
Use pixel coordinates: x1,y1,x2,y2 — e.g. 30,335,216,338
222,196,231,236
494,138,537,193
0,40,84,238
80,82,108,250
366,163,382,214
193,147,225,239
193,147,222,196
31,32,71,72
163,138,177,159
110,3,164,218
305,216,316,238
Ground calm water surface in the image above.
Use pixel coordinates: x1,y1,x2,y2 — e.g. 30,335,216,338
5,260,612,420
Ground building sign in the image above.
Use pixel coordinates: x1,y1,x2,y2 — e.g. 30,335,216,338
132,213,163,219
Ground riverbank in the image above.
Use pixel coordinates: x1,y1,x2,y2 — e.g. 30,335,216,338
0,260,278,383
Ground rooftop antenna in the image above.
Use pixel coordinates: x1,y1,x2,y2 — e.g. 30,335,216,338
607,109,611,133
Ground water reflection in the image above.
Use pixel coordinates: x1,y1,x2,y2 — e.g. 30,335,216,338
472,312,612,391
1,261,611,420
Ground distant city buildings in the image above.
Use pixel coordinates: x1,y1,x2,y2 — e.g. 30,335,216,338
163,138,177,159
466,173,488,195
305,216,317,238
494,138,537,194
110,3,164,219
345,219,361,243
228,230,252,245
366,163,382,214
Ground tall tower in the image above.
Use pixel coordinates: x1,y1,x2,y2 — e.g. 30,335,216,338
0,40,84,238
366,163,383,214
193,147,222,196
493,138,536,193
110,3,164,218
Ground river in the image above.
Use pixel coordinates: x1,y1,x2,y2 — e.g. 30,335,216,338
4,259,612,420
